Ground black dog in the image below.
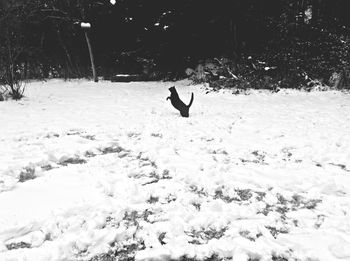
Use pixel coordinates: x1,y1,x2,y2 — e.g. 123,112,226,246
167,86,194,117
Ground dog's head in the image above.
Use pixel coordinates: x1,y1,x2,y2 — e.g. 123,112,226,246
168,86,176,93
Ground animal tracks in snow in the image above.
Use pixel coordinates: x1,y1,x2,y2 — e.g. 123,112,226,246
1,130,133,190
1,82,350,261
0,127,348,261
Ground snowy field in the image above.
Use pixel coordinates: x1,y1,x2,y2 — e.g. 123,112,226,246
0,80,350,261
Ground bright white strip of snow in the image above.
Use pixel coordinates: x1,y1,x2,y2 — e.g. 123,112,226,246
80,22,91,29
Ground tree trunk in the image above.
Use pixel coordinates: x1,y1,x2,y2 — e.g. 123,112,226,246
6,34,14,88
228,0,241,61
84,31,98,82
56,28,75,77
312,0,322,25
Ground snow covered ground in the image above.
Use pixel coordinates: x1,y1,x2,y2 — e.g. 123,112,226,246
0,80,350,261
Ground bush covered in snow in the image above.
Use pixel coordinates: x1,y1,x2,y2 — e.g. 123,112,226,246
187,25,350,91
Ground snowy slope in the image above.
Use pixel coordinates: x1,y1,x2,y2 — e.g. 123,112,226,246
0,80,350,261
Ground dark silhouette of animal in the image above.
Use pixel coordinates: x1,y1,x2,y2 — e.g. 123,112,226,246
166,86,194,117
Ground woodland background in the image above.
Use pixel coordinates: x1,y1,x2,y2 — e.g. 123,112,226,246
1,0,350,91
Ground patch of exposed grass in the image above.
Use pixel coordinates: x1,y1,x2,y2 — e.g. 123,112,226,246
100,145,124,155
235,189,253,201
88,253,115,261
192,202,201,211
19,167,36,182
150,169,171,180
329,163,350,172
255,191,266,201
102,216,119,229
41,164,54,171
89,211,148,261
214,189,234,203
158,232,167,245
112,240,146,261
239,230,263,242
123,209,155,227
289,194,322,210
59,157,87,166
6,242,31,250
85,151,97,158
171,253,226,261
127,132,141,138
137,153,157,168
88,239,145,261
240,150,268,165
147,195,159,204
214,188,253,203
45,133,60,138
186,226,228,245
314,214,325,229
67,131,82,136
141,169,172,186
189,185,208,197
81,135,96,140
265,226,289,238
272,255,289,261
151,133,163,138
259,193,322,217
164,194,177,203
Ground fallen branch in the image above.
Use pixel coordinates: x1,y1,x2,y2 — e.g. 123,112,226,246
214,58,238,80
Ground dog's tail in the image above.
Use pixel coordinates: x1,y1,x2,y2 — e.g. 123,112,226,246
187,93,194,108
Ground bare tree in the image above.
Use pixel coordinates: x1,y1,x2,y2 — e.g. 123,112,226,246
0,0,30,99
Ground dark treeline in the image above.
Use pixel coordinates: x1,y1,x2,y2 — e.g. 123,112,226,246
1,0,350,88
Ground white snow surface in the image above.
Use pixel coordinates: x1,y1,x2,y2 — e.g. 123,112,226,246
0,80,350,261
80,23,91,29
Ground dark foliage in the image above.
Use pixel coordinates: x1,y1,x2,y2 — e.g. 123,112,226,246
0,0,350,88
